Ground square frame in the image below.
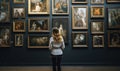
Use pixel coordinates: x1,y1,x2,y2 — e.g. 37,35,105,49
15,34,23,46
91,0,104,4
72,0,88,4
13,0,25,4
13,7,25,18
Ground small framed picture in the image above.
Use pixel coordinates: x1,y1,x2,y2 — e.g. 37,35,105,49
13,7,25,18
13,20,26,32
28,0,49,15
91,6,104,18
91,0,104,4
28,18,49,32
72,32,88,47
52,0,69,15
108,30,120,47
13,0,25,4
28,35,49,48
92,35,104,47
15,34,23,46
108,8,120,29
0,26,11,47
107,0,120,3
72,6,88,29
72,0,88,4
91,21,104,34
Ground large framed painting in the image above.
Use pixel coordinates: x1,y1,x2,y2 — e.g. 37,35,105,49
0,26,11,47
13,0,25,4
108,30,120,47
91,6,104,18
52,0,69,15
72,6,88,29
91,21,104,34
52,18,68,43
92,35,104,47
28,18,49,32
91,0,104,4
15,34,23,46
28,35,49,48
108,8,120,29
72,32,88,47
0,2,10,22
72,0,88,4
13,20,26,32
107,0,120,3
28,0,49,14
13,7,25,18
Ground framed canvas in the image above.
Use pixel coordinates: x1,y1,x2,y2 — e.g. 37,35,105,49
28,0,49,14
52,18,68,43
0,26,11,47
91,0,104,4
107,0,120,3
13,20,26,32
91,21,104,34
108,30,120,47
52,0,69,15
28,18,49,32
108,8,120,29
28,35,49,48
72,6,88,29
91,6,104,18
72,0,88,4
0,2,10,22
15,34,23,46
13,7,25,18
92,35,104,47
13,0,25,4
72,32,88,47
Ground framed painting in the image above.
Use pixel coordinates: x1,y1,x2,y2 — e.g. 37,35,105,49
28,18,49,32
91,0,104,4
0,26,11,47
91,6,104,18
107,0,120,3
0,2,10,22
52,0,69,15
28,35,49,48
91,21,104,34
15,34,23,46
72,32,88,47
13,0,25,4
108,30,120,47
13,20,26,32
72,6,88,29
72,0,88,4
108,8,120,29
28,0,49,14
92,35,104,47
52,18,68,43
13,7,25,18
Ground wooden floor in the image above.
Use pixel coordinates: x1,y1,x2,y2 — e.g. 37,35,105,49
0,66,120,71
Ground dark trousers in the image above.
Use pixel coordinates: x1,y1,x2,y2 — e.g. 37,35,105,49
51,55,62,71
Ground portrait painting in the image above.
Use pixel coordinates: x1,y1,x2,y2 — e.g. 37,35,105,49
108,31,120,47
0,26,11,47
91,21,104,34
28,0,49,14
52,0,69,15
13,7,25,18
13,20,26,32
72,6,88,29
52,18,68,43
91,0,104,4
93,35,104,47
108,8,120,28
72,0,88,3
91,6,104,18
72,32,88,47
28,35,49,48
13,0,25,4
28,18,49,32
15,34,23,46
107,0,120,3
0,2,9,22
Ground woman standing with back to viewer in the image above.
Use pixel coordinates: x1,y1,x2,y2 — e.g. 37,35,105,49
49,27,65,71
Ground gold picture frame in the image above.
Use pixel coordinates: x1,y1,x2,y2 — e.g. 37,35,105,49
13,0,25,4
15,34,23,46
13,7,25,18
107,0,120,3
91,0,104,4
72,0,88,4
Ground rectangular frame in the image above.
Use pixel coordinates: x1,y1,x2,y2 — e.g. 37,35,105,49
13,7,25,18
72,0,88,4
91,0,104,4
72,6,88,30
28,18,49,32
13,0,25,4
107,0,120,3
15,34,23,46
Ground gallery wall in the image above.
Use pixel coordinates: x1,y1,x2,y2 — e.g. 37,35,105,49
0,0,120,66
